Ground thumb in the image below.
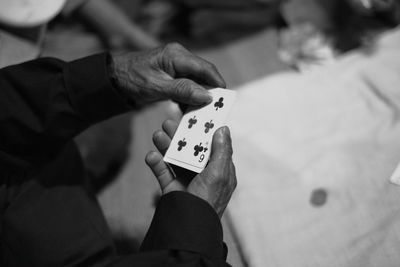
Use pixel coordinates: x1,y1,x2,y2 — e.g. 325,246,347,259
207,126,233,168
166,78,212,106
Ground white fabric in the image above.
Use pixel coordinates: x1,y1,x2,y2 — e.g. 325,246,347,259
228,27,400,267
0,0,66,27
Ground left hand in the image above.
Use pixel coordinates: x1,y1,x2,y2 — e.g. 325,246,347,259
145,119,237,218
109,42,226,107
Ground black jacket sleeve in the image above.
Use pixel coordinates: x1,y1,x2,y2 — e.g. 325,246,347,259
111,191,230,267
0,54,231,266
0,53,130,169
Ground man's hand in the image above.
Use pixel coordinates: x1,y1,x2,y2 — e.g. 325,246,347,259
109,43,226,107
145,119,237,218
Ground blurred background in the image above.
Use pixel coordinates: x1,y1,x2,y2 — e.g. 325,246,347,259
2,0,400,266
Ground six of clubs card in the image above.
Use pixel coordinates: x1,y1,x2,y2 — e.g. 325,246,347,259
164,88,237,173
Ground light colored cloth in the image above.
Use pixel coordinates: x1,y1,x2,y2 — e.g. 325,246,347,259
228,27,400,267
0,0,66,27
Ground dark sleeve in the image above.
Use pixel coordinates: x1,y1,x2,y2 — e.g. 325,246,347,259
0,53,130,168
110,191,230,267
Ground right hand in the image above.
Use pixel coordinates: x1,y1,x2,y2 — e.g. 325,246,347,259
145,119,237,218
110,43,226,108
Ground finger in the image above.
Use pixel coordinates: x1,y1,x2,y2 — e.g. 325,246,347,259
230,161,237,190
166,78,212,106
175,54,227,89
152,130,171,155
145,151,175,190
162,119,179,139
162,43,226,88
207,126,233,169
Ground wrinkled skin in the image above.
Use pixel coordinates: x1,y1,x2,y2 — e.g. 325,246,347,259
146,119,237,218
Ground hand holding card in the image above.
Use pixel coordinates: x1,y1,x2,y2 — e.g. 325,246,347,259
163,88,237,173
146,119,237,218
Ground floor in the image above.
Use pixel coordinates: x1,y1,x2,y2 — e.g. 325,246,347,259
42,25,288,266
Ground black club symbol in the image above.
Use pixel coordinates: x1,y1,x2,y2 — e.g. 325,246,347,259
204,120,214,133
214,97,224,110
177,138,187,151
193,143,204,156
188,116,197,128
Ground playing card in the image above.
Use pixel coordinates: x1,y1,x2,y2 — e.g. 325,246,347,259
164,88,237,173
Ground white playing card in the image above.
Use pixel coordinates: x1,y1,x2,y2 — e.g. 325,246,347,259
164,88,237,173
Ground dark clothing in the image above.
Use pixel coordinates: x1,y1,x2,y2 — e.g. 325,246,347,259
0,54,229,266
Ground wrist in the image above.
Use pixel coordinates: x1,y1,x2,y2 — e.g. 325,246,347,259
106,54,139,109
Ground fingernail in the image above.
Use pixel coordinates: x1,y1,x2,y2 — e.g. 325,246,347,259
220,126,230,135
215,126,230,142
193,89,212,104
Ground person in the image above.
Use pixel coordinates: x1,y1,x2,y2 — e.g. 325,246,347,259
62,0,161,50
0,42,237,266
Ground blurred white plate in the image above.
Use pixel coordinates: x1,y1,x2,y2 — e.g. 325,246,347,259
0,0,66,27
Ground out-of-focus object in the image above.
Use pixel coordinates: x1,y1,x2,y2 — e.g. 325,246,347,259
0,29,40,67
348,0,395,13
66,0,160,50
160,0,281,48
62,0,87,16
280,0,335,30
278,0,337,70
278,0,400,68
278,23,337,71
0,0,66,27
347,0,400,24
139,0,177,39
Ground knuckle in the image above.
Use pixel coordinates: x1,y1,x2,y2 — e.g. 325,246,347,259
188,57,202,70
142,76,156,91
214,165,230,182
206,169,222,183
158,167,170,178
165,42,184,52
173,79,193,96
